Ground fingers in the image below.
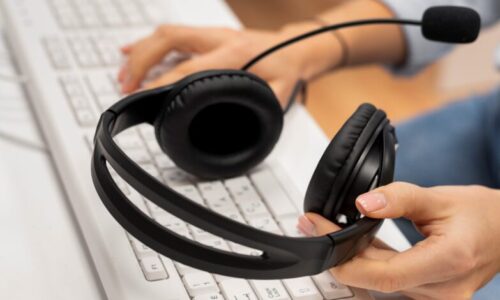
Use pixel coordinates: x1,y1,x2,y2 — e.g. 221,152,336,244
119,33,174,93
301,213,454,291
355,182,449,222
120,25,236,93
300,213,340,236
120,43,134,54
299,213,396,262
334,234,464,292
143,50,231,89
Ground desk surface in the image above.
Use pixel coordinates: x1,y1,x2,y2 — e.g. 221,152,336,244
0,27,103,299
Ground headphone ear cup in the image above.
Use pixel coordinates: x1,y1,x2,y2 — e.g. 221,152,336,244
304,104,390,223
154,70,283,179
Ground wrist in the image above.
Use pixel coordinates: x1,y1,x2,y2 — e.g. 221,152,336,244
278,21,344,80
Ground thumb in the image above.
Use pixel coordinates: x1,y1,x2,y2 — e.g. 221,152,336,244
355,182,447,222
300,213,342,237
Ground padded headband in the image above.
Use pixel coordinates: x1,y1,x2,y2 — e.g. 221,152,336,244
91,77,383,278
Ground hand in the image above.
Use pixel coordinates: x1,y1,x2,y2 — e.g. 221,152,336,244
298,182,500,299
118,22,343,106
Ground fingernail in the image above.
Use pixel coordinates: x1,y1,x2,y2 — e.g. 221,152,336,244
356,192,387,213
118,65,128,83
297,215,315,236
121,73,134,93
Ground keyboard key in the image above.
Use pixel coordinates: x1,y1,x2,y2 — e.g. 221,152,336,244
238,198,271,219
312,272,353,299
146,140,163,154
141,0,167,23
250,280,291,300
42,38,71,69
116,0,147,25
146,201,166,217
138,124,156,140
248,217,282,235
80,11,102,27
224,176,261,204
116,132,144,149
75,109,96,127
112,177,130,195
218,210,246,224
129,236,156,259
128,189,150,215
162,169,194,186
229,242,262,256
206,196,238,212
139,163,161,180
50,0,82,29
59,76,86,102
100,2,126,26
220,279,258,300
193,293,224,300
85,72,119,110
283,277,322,300
175,261,198,276
154,154,175,169
198,181,229,199
278,216,305,237
183,271,219,297
95,94,118,110
199,237,230,251
140,256,168,281
154,212,188,232
250,170,297,219
172,185,205,205
85,73,116,96
68,37,101,67
92,37,122,65
190,225,216,242
125,148,151,163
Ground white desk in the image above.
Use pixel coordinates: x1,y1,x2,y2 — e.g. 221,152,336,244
0,34,104,298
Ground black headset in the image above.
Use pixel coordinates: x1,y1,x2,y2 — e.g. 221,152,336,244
91,6,480,279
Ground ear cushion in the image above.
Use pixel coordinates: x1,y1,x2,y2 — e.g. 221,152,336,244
304,104,387,222
155,70,283,179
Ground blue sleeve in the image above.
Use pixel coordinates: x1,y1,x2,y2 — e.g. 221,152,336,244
380,0,500,75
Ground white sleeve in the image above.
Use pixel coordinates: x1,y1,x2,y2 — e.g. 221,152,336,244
381,0,500,75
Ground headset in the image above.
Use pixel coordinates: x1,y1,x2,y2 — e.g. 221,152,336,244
91,6,480,279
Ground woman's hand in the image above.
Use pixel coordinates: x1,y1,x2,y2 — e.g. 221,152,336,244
118,22,343,106
298,183,500,299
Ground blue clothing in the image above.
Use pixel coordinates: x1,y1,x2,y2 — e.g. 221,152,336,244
380,2,500,296
393,87,500,298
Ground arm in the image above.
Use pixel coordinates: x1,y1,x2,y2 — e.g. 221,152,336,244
119,0,499,101
118,0,407,103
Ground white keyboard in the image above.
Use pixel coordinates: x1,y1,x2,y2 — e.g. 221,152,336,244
2,0,373,299
108,124,358,300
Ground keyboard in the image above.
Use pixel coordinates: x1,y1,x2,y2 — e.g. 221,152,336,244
109,125,360,299
2,0,373,299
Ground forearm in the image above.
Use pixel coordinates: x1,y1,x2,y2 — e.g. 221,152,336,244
278,0,407,79
317,0,406,66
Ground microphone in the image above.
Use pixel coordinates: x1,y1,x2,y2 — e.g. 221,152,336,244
422,6,481,43
242,6,481,71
